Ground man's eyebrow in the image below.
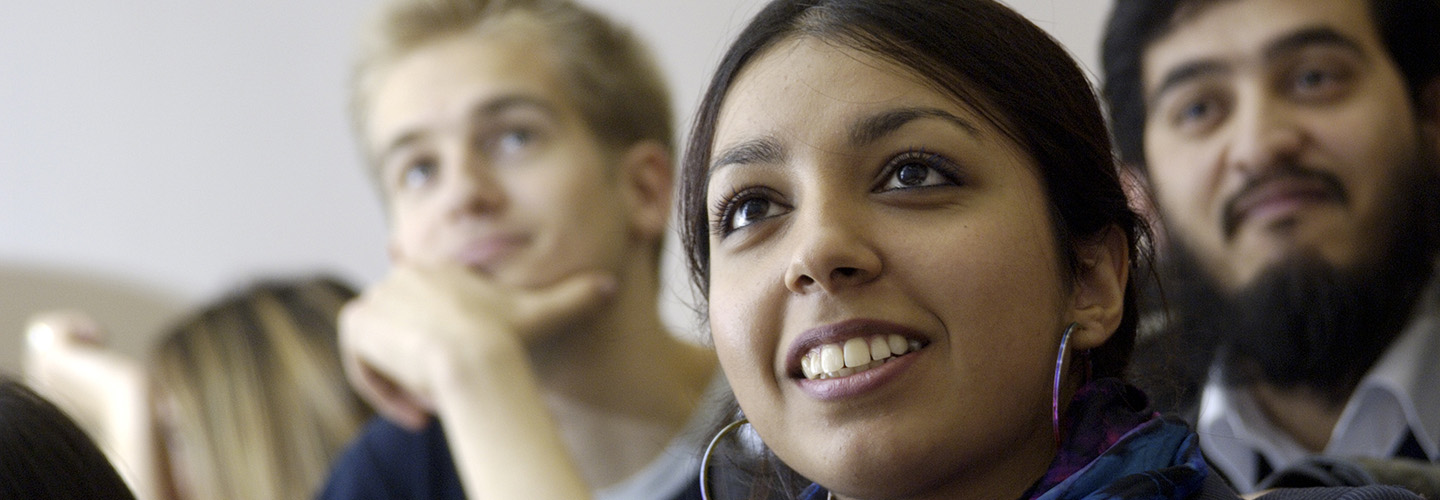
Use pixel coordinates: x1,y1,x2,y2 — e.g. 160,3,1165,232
850,107,978,146
711,136,786,172
473,94,559,120
1147,26,1367,109
376,94,558,165
1261,26,1367,64
1148,60,1230,109
377,129,424,168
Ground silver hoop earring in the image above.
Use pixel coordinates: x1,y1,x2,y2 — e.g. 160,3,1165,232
699,417,748,500
1052,322,1079,446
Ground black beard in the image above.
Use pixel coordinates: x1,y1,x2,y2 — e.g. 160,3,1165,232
1132,156,1440,411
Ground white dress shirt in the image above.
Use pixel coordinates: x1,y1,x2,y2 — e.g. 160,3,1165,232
1196,283,1440,493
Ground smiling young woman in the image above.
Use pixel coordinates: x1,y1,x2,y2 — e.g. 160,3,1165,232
678,1,1423,500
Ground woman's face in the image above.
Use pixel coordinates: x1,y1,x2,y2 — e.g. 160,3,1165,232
706,38,1081,499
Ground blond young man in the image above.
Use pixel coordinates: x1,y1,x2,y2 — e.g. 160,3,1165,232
1102,0,1440,493
320,1,717,498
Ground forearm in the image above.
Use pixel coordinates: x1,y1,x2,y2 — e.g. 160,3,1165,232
431,346,590,500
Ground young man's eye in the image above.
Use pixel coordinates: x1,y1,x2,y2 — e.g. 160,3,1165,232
496,128,534,154
878,151,960,191
401,159,437,190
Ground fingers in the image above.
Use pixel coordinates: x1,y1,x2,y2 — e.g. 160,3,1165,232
23,311,142,401
339,302,435,430
512,273,618,340
26,309,106,351
335,263,617,426
354,359,431,431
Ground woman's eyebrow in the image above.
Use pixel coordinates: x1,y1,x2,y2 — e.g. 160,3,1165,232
850,107,979,146
711,135,786,172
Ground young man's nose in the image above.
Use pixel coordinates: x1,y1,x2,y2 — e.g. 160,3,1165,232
783,206,882,295
441,152,509,216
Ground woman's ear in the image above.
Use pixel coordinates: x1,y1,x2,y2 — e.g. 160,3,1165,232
617,140,674,244
1068,225,1130,350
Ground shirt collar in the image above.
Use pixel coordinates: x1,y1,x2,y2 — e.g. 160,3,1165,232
1197,273,1440,491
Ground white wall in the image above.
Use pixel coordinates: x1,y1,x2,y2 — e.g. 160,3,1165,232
0,0,1115,372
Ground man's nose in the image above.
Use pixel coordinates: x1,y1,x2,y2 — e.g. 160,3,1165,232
442,150,508,216
1224,90,1305,178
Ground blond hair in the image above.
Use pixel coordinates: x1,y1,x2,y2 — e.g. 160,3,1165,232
351,0,673,170
151,276,370,500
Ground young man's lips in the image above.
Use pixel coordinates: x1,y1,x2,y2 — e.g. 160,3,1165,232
453,235,528,271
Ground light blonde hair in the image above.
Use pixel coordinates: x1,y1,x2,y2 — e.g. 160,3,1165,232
150,276,371,500
351,0,674,170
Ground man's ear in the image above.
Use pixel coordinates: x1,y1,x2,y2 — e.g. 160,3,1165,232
617,140,674,243
1068,225,1130,350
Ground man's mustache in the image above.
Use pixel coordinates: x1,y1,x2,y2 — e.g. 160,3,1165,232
1221,165,1348,240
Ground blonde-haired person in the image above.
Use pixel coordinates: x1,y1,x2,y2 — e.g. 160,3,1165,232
320,0,717,499
24,275,372,500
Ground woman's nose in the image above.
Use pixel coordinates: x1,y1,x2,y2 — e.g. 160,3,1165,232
783,206,882,294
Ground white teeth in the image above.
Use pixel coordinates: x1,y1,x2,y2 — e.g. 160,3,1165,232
843,338,870,368
869,336,891,361
801,334,924,380
820,344,845,373
888,334,908,355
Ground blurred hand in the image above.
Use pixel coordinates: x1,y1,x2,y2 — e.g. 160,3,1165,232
24,310,146,433
339,263,616,430
23,310,156,500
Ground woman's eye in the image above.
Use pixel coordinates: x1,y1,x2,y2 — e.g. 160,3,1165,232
880,154,955,191
712,189,786,236
729,197,775,230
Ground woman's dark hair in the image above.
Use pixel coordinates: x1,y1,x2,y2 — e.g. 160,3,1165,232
0,376,138,500
1101,0,1440,169
680,1,1149,497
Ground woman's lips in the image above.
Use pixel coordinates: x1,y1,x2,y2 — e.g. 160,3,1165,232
794,348,922,401
799,333,922,380
785,319,929,399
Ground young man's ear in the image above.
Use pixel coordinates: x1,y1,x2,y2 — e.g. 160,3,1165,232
1068,225,1130,350
617,140,674,243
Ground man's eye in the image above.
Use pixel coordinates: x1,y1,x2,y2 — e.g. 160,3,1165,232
1180,100,1211,122
1168,93,1227,133
402,160,437,189
496,128,535,155
1290,67,1349,100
